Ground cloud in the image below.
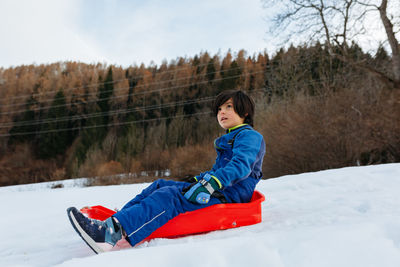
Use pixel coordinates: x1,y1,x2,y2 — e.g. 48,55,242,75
76,0,269,66
0,0,270,68
0,0,107,67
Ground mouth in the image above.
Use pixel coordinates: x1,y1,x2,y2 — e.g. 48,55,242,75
220,117,228,122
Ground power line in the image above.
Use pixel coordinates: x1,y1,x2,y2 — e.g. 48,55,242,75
0,53,370,112
0,70,264,116
0,71,365,129
0,67,362,117
2,53,374,111
0,96,216,128
0,58,371,134
1,88,268,130
0,88,268,136
0,62,252,109
1,49,353,105
0,111,214,137
0,61,212,101
0,59,261,103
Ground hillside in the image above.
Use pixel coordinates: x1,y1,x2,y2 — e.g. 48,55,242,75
1,163,400,267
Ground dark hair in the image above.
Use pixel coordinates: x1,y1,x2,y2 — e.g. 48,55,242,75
213,90,255,127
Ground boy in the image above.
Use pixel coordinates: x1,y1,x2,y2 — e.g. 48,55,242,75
67,90,266,253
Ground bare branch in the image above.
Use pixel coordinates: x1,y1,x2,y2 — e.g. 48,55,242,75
262,0,400,88
378,0,400,81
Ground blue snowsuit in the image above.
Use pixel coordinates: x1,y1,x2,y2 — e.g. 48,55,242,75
114,124,265,246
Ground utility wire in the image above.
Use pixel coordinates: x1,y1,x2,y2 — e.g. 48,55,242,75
0,60,214,101
0,87,311,136
0,71,364,126
0,67,361,116
0,59,263,102
0,62,254,109
0,79,358,137
0,70,264,116
0,111,213,137
1,88,269,129
1,50,351,104
0,96,216,128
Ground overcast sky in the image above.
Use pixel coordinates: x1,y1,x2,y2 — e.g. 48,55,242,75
0,0,275,68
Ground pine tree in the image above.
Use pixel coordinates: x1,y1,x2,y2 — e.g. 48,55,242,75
74,102,104,165
206,58,216,82
36,90,69,159
219,60,242,92
8,96,39,145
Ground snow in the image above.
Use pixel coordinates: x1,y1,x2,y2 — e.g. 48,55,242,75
1,163,400,267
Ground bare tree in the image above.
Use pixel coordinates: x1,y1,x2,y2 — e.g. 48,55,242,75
376,0,400,83
263,0,400,88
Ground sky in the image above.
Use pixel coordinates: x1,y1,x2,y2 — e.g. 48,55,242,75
0,0,273,68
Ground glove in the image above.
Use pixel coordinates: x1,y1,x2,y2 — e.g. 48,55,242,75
185,176,199,183
183,173,222,204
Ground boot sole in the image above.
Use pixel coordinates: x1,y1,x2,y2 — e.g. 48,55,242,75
67,207,105,254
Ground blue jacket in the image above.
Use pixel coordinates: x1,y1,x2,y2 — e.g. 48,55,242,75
197,124,266,202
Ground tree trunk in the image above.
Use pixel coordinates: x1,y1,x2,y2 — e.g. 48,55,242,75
379,0,400,87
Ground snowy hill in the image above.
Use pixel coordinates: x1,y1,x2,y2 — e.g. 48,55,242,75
1,164,400,267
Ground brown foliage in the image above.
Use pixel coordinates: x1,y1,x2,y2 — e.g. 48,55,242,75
260,89,400,178
96,160,124,177
138,148,171,172
169,143,216,180
86,160,125,186
0,144,58,186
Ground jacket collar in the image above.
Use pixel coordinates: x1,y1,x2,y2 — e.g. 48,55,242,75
226,124,249,134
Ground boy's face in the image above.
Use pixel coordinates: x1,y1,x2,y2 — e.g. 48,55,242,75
217,98,245,130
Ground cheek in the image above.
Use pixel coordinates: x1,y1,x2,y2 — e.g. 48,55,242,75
233,114,243,122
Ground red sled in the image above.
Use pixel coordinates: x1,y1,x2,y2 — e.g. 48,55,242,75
81,190,265,241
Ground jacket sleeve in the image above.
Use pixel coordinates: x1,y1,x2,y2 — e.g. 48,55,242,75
208,130,264,187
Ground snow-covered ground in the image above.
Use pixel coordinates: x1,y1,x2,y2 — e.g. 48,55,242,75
1,163,400,267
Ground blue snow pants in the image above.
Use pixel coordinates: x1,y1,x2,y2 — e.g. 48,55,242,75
113,178,258,246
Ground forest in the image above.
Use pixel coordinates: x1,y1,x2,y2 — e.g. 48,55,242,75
0,43,399,186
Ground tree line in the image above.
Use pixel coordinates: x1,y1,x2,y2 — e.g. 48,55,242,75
0,44,398,186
